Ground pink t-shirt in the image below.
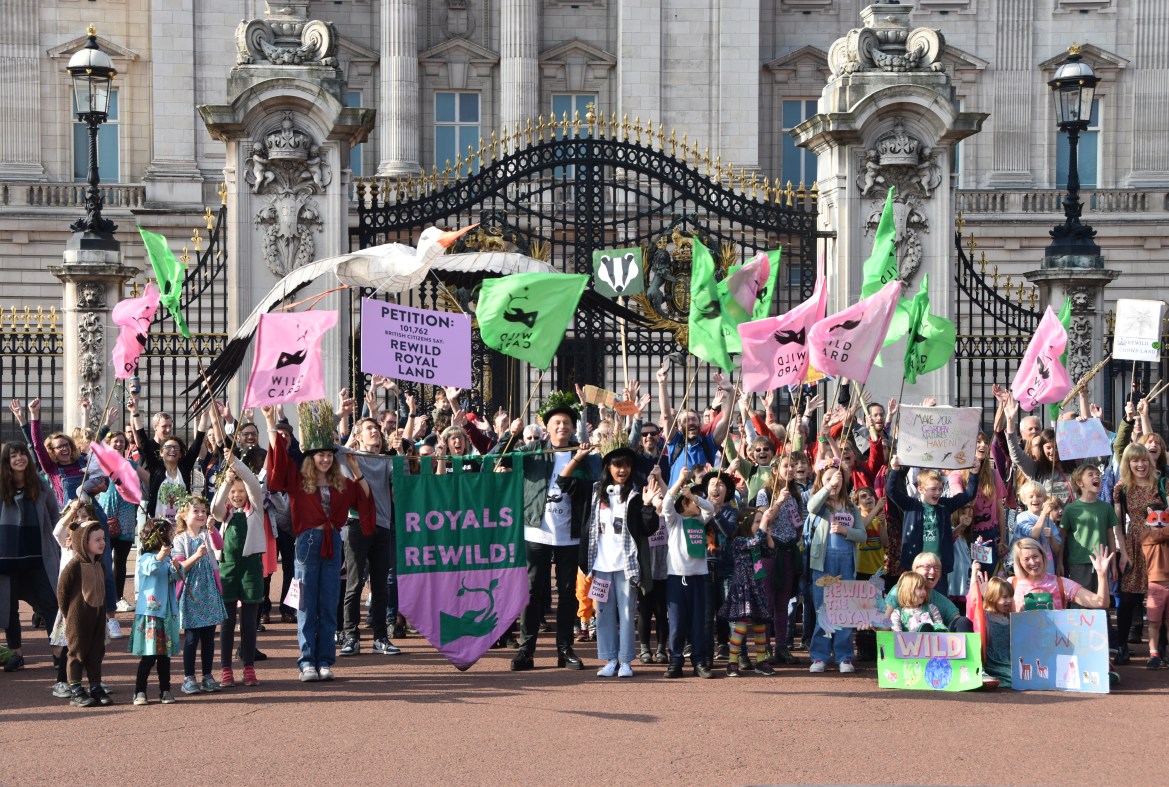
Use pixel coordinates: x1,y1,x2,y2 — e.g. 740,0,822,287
1011,573,1083,612
948,470,1006,538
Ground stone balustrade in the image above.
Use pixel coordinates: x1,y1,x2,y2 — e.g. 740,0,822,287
0,181,146,210
957,188,1163,216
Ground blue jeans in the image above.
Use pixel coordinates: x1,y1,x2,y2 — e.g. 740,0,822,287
594,569,637,665
295,529,342,670
667,574,710,668
810,547,856,665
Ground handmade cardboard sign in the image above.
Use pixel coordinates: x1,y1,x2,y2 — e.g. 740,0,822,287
1010,609,1109,694
361,299,472,389
1112,299,1165,363
895,406,982,469
1055,418,1112,460
822,580,887,629
592,247,644,297
877,631,983,691
580,384,640,415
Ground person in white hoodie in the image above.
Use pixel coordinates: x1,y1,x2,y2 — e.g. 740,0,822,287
643,467,715,678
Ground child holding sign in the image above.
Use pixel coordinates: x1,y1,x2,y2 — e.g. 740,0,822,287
643,468,715,679
721,507,776,677
806,464,866,673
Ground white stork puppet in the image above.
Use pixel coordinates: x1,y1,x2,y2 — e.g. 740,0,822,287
188,224,645,410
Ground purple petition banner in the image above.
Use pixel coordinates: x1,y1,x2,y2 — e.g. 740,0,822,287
361,298,472,388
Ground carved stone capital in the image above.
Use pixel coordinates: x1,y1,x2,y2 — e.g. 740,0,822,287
255,194,324,276
828,7,946,77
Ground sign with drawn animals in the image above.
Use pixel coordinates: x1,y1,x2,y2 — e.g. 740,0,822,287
895,406,983,469
1010,609,1109,694
1055,417,1112,461
876,632,983,692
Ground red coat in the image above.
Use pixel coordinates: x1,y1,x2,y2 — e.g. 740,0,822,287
265,431,374,558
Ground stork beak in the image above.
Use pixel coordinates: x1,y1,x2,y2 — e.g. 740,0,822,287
437,224,478,249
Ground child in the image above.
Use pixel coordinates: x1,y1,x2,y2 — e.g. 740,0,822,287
172,494,227,694
852,485,887,661
890,571,945,631
1012,483,1063,573
758,454,805,664
1061,464,1118,598
721,507,776,677
702,470,738,663
130,518,181,705
575,569,595,643
55,520,108,707
644,468,715,678
806,464,867,673
886,446,986,591
1142,509,1169,669
211,452,267,688
947,505,975,602
743,436,776,504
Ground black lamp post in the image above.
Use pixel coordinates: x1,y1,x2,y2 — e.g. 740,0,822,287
1045,44,1100,260
66,24,119,250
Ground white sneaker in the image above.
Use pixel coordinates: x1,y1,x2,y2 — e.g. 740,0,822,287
617,662,634,678
107,619,124,639
809,660,826,673
838,661,855,674
115,599,132,613
596,659,619,677
299,666,319,682
51,681,72,698
318,666,335,681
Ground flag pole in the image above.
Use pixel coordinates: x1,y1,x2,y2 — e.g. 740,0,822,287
618,296,630,391
78,378,123,490
661,354,701,449
890,375,909,457
497,366,548,456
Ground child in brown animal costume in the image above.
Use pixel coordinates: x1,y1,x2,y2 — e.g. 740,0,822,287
56,520,109,707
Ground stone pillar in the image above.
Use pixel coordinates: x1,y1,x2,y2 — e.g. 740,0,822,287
500,0,539,132
1023,270,1119,409
789,3,987,401
143,0,203,205
0,0,45,179
50,251,138,434
199,4,375,404
376,0,420,177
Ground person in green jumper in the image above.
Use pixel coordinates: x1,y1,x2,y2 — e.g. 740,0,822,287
212,451,268,688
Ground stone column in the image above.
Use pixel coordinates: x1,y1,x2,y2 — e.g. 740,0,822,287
0,0,45,179
789,3,987,401
50,251,138,434
143,0,203,205
500,0,539,133
376,0,420,177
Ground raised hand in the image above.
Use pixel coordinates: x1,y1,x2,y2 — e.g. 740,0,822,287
28,397,41,418
1088,544,1115,577
404,393,417,414
1138,397,1150,417
105,405,120,426
444,386,463,406
634,393,651,415
921,396,937,408
887,397,898,418
1088,402,1103,419
803,393,824,418
451,406,468,427
9,399,24,426
991,384,1010,404
655,359,670,384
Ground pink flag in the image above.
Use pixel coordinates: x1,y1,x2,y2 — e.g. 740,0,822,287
807,279,901,384
725,252,771,315
1010,306,1071,412
738,268,826,393
111,283,161,380
89,439,143,506
243,311,338,408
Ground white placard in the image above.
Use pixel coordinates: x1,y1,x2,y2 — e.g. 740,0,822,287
896,406,983,469
1055,418,1113,460
1112,299,1165,363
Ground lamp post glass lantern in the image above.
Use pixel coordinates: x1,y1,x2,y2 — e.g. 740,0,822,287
1046,44,1100,259
67,24,118,245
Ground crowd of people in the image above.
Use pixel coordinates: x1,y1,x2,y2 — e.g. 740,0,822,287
5,360,1157,707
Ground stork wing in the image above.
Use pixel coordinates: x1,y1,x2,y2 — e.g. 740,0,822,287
433,251,556,276
184,241,417,412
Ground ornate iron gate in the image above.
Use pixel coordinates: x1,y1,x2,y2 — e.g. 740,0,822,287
354,110,821,416
952,221,1041,412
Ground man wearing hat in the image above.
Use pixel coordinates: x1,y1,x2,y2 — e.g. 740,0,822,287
500,393,597,671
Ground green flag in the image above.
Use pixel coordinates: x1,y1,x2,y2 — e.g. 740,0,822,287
1048,298,1073,421
902,275,957,384
137,226,190,338
861,186,898,299
688,238,734,371
476,272,588,369
715,247,782,356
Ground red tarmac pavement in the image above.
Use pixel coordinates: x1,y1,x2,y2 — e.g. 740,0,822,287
1,603,1163,786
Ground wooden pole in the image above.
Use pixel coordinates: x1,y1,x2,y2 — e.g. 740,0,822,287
618,296,630,391
661,354,702,449
497,367,548,456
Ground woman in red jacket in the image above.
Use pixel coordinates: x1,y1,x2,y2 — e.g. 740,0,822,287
263,402,371,682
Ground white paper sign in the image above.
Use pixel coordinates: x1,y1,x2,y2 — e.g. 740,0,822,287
587,576,611,603
1055,418,1112,460
284,578,304,611
1113,299,1165,363
895,406,983,469
971,539,994,565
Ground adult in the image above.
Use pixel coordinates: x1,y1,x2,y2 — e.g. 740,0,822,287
1111,442,1161,664
338,417,400,657
127,393,208,520
503,400,594,672
884,552,975,632
263,402,372,682
97,432,149,612
1009,537,1113,611
948,433,1008,563
0,442,61,672
1001,395,1074,503
657,367,734,485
